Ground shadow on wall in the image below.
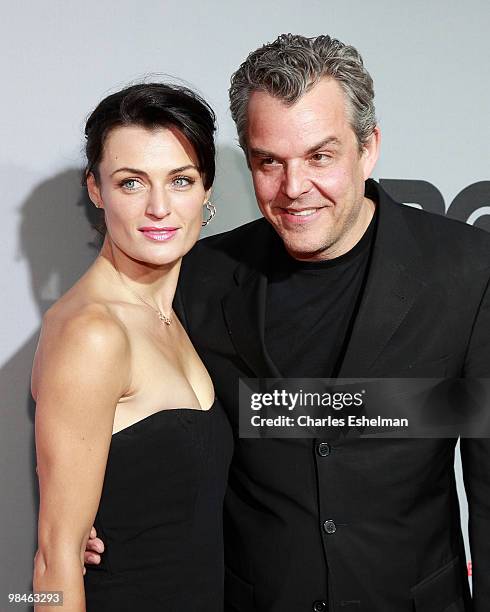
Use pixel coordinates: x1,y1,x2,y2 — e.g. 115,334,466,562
0,144,258,604
202,143,260,237
0,168,98,605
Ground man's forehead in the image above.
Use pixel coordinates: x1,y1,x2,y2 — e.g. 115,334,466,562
246,78,353,155
249,135,342,159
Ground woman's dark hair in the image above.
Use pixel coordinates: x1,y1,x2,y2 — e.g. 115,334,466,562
84,82,216,189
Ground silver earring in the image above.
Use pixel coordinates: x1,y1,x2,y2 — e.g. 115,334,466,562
202,201,216,227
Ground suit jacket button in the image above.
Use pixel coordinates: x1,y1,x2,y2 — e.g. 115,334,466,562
317,442,331,456
323,519,337,534
312,601,327,612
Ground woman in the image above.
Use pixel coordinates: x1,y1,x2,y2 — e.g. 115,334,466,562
32,83,233,611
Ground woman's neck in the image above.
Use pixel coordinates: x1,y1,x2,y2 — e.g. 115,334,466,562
98,238,181,315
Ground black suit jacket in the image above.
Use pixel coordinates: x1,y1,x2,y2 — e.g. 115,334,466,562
176,181,490,612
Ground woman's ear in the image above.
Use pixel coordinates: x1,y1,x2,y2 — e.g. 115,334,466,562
86,172,103,209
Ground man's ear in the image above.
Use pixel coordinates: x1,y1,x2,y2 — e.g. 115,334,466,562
361,126,381,180
86,172,103,209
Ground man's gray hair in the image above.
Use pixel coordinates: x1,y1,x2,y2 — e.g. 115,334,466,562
229,33,377,156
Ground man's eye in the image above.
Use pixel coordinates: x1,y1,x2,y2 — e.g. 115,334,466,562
261,157,279,166
311,153,330,162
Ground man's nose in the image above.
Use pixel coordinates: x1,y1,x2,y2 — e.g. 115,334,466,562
281,162,312,200
146,187,171,218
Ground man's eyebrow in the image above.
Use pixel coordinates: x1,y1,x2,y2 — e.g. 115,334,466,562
110,164,198,177
305,137,341,155
249,137,341,159
249,148,275,158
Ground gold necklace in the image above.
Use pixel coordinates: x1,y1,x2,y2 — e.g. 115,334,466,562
115,269,172,326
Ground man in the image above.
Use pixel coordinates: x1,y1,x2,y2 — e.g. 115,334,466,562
86,34,490,611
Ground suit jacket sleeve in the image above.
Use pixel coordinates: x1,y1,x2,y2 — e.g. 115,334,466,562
460,272,490,610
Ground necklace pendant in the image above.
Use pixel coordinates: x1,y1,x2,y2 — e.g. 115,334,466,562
158,312,172,325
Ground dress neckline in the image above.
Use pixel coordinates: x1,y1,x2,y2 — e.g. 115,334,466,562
112,398,217,437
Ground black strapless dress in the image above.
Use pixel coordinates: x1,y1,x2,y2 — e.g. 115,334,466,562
84,398,233,611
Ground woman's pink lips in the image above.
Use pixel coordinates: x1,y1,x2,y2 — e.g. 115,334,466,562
139,227,179,242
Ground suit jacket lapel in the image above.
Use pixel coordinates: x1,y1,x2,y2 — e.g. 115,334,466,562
173,284,187,330
222,222,281,378
339,182,427,377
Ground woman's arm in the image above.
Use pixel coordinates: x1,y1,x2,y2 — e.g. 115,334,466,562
32,307,130,612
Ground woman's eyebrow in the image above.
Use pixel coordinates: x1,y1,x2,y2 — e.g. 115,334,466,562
110,164,198,177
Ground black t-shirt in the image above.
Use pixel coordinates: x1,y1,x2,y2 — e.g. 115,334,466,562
265,210,377,377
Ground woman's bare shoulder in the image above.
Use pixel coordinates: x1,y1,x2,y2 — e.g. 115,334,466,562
43,296,128,347
32,297,131,400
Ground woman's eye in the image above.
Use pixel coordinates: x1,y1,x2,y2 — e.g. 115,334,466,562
121,178,141,191
173,176,194,188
